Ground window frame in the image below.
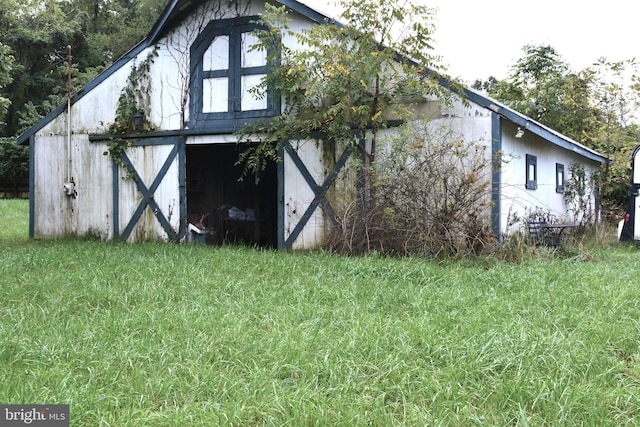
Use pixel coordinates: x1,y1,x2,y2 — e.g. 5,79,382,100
555,163,565,193
189,16,278,129
525,154,537,190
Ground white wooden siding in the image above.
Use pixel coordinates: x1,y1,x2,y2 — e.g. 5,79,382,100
500,121,600,232
33,134,114,238
27,0,603,246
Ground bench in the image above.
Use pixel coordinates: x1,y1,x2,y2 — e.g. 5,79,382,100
527,221,578,247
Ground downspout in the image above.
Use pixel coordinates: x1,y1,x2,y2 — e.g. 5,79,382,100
491,112,502,240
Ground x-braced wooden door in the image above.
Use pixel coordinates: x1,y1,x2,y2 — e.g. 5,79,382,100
112,136,186,241
278,139,360,250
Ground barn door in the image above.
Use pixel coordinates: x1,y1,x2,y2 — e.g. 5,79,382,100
112,136,186,241
279,139,359,250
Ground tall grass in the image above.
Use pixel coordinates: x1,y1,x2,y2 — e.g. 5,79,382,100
0,198,29,241
1,199,640,425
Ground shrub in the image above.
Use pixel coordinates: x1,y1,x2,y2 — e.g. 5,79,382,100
0,138,29,195
325,120,495,257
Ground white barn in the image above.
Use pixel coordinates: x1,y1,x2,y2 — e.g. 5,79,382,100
17,0,607,249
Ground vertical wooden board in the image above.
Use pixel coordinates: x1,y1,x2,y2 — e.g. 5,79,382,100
116,146,142,241
147,145,181,237
70,136,114,238
500,121,601,231
284,140,325,249
500,129,560,228
33,136,68,238
327,139,358,213
152,48,185,130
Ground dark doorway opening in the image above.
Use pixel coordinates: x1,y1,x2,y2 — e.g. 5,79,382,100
186,144,277,247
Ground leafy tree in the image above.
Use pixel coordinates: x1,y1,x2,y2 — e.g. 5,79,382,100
0,138,28,193
489,45,572,125
484,45,640,220
0,0,164,190
587,58,640,193
1,0,87,135
236,0,453,184
0,0,164,137
481,45,604,146
0,42,13,126
471,76,498,94
562,59,639,216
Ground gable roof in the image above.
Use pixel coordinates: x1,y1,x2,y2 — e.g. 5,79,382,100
16,0,608,164
18,0,327,145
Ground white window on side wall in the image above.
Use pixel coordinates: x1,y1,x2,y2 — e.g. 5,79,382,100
526,154,537,190
556,163,565,193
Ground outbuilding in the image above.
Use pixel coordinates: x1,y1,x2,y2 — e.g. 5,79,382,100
17,0,607,249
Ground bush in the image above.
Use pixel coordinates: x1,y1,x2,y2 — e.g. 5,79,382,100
0,138,29,195
325,121,495,257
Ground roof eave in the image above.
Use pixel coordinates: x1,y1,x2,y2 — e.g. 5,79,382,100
17,0,331,145
461,88,608,164
17,0,608,166
17,39,151,145
276,0,336,25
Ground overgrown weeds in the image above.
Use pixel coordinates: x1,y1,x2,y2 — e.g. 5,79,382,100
2,199,640,425
325,121,495,258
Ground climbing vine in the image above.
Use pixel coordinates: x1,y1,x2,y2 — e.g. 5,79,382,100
104,48,158,164
564,162,601,226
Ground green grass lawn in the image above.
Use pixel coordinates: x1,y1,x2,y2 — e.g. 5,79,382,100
2,199,640,425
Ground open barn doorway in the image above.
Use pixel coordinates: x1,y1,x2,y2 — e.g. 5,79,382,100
186,144,278,247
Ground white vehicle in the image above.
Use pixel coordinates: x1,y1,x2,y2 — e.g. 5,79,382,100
619,146,640,241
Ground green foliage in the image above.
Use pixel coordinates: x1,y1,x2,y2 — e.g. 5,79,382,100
237,1,452,181
484,44,640,220
0,138,28,192
0,0,164,137
103,50,157,165
0,0,89,135
585,59,640,214
0,42,13,125
564,162,599,226
489,45,578,129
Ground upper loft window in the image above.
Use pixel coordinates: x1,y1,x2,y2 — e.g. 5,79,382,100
189,16,277,128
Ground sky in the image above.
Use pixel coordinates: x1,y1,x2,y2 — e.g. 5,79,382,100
300,0,640,84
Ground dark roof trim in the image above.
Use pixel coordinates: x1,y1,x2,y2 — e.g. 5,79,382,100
17,40,151,145
463,88,607,164
17,0,608,165
433,76,608,164
147,0,182,44
276,0,337,25
17,0,330,145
